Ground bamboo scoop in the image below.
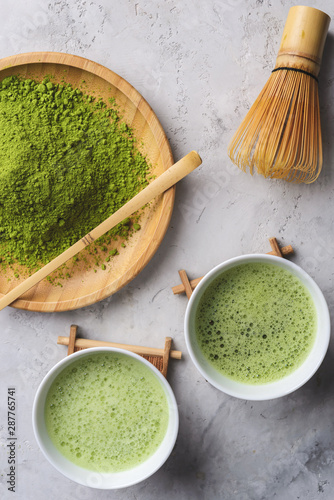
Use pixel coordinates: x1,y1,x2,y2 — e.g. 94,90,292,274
0,151,202,311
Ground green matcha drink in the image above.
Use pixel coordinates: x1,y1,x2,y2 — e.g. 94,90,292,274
45,352,169,472
195,262,317,384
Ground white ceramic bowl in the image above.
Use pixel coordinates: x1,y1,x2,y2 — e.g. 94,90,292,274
32,347,179,489
184,254,330,401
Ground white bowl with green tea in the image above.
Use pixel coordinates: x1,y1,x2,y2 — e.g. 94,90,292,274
32,347,178,489
185,254,330,400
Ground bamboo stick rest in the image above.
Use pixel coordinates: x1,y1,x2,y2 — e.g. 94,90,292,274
0,151,202,312
172,237,293,297
58,325,181,378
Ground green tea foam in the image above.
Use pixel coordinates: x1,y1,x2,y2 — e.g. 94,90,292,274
45,352,169,472
195,262,317,384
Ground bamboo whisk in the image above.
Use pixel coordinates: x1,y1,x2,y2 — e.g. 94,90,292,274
228,6,330,183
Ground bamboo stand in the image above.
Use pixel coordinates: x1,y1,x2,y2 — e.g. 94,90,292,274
172,237,293,298
58,325,182,378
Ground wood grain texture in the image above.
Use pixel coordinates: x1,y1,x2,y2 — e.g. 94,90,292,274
161,337,172,378
67,325,78,356
269,237,283,257
178,269,193,299
0,52,176,312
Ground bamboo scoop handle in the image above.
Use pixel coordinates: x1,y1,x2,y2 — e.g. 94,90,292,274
0,151,202,311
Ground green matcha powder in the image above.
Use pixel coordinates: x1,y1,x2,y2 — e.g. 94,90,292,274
0,75,150,278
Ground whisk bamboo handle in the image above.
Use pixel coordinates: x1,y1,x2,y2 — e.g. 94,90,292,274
275,6,330,77
0,151,202,310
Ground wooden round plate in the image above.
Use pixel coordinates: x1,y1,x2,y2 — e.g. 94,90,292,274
0,52,175,312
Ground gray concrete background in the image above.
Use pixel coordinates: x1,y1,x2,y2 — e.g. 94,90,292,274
1,1,334,499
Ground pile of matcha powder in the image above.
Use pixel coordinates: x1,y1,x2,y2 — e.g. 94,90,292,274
0,75,150,277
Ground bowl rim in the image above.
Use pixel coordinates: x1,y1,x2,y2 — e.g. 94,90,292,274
32,346,179,489
184,253,331,401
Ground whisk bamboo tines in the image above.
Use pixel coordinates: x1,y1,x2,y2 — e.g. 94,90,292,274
228,6,330,183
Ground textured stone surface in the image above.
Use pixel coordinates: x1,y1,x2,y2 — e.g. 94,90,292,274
1,0,334,499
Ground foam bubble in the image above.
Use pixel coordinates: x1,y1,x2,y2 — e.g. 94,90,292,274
195,263,317,384
45,352,169,472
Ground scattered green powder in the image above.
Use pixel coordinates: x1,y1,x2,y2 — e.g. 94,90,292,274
0,75,150,275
